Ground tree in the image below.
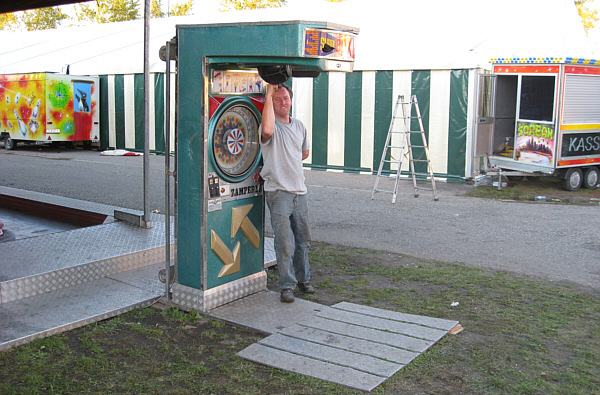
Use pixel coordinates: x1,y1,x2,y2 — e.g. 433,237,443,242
0,12,19,31
76,0,141,24
151,0,166,18
152,0,193,18
170,0,193,16
575,0,598,34
219,0,286,12
21,7,68,31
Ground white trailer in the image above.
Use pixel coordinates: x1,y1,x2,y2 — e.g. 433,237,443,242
475,58,600,191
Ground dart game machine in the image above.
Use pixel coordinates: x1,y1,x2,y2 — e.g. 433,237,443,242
171,21,358,312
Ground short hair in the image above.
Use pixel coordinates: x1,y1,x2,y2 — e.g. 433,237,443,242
277,84,293,99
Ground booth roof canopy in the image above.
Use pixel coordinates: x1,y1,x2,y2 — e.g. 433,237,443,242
0,0,594,75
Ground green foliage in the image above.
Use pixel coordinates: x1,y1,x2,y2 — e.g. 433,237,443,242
150,0,193,18
151,0,166,18
21,7,68,31
170,0,193,16
219,0,286,12
575,0,598,33
76,0,141,24
0,12,18,31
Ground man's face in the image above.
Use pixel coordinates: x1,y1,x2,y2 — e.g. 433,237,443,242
272,87,292,120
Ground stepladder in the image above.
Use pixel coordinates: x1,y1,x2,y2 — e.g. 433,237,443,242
371,95,439,203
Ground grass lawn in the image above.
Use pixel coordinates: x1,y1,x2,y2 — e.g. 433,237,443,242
1,241,599,394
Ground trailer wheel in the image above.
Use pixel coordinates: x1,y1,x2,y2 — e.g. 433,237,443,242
3,134,16,150
583,167,599,190
561,168,583,191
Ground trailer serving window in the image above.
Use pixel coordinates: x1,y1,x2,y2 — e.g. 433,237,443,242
518,76,555,122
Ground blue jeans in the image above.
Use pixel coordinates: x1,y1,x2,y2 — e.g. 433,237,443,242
266,190,311,290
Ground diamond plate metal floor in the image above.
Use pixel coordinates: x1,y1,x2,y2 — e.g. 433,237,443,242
0,187,276,351
210,291,460,392
0,187,172,350
0,263,165,351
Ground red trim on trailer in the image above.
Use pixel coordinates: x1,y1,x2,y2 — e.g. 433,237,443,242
558,158,600,166
493,65,560,74
564,66,600,75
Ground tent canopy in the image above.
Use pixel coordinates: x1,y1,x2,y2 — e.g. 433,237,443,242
0,0,593,75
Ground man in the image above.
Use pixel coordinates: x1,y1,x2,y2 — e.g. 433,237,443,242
260,83,314,303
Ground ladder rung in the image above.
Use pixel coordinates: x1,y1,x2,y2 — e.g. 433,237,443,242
383,160,401,164
411,159,430,163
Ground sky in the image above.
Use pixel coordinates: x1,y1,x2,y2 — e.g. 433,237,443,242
10,0,600,59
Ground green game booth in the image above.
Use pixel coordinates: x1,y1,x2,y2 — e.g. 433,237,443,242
170,21,358,311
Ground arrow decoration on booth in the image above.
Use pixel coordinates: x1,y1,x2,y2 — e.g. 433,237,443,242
231,204,260,249
211,230,241,278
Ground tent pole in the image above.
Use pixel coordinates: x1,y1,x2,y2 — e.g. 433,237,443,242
164,40,172,299
142,0,152,228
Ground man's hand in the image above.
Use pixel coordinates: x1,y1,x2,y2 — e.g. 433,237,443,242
265,83,278,98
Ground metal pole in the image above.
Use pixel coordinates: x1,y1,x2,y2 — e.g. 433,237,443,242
143,0,152,228
164,40,172,298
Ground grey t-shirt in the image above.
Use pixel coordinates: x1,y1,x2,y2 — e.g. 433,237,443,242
259,117,310,194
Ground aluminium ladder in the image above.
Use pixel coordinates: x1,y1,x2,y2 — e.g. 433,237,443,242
371,95,439,203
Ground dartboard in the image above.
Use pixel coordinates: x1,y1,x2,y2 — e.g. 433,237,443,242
212,104,260,178
226,128,244,155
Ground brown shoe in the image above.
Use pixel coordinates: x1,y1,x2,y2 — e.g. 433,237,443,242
298,282,315,294
280,289,295,303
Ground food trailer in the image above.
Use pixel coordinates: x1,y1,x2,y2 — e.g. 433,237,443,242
475,57,600,190
0,73,99,150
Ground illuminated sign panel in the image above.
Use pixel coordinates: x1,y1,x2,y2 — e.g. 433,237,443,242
303,28,355,61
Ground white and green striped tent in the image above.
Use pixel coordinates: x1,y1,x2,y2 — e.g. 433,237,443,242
1,0,592,180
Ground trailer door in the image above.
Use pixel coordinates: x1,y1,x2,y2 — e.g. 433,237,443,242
514,75,557,168
475,74,496,157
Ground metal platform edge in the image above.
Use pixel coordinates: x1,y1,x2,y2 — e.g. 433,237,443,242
0,263,166,351
0,297,158,352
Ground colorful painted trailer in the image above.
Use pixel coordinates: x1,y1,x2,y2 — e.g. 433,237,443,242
0,73,99,150
475,58,600,191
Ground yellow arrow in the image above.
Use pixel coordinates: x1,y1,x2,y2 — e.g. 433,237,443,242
211,230,241,277
231,204,260,249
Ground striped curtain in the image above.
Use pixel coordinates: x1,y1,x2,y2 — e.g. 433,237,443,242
98,73,175,154
99,69,473,180
294,70,472,180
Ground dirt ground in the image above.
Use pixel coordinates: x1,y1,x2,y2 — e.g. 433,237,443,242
467,175,600,204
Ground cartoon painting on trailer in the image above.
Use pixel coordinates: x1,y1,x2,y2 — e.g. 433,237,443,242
0,73,46,139
74,82,91,113
515,121,555,166
0,73,98,143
